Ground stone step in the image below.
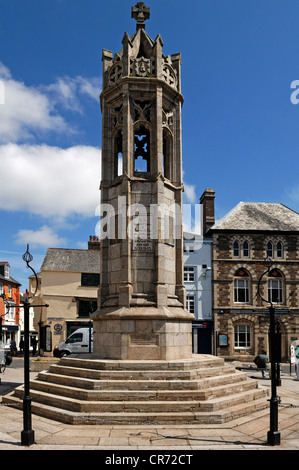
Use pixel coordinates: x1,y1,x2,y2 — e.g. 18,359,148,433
196,387,268,411
36,369,246,391
2,393,269,425
28,373,256,402
58,355,225,371
10,380,266,414
36,372,209,390
35,369,249,394
46,363,236,381
2,355,269,425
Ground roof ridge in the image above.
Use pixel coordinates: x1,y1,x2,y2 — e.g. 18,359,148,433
47,247,91,252
211,201,299,231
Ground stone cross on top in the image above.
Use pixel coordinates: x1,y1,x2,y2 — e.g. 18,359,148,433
131,2,150,30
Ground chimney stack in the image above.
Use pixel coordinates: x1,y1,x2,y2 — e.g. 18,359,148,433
88,235,101,251
200,188,215,236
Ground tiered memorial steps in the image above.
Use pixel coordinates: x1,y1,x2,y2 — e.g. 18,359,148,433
3,354,269,425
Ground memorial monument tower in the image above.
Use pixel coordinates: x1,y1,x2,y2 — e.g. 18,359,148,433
92,2,194,360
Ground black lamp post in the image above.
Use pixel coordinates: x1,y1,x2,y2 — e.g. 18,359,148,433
38,320,43,356
88,301,94,354
257,258,281,446
20,245,49,446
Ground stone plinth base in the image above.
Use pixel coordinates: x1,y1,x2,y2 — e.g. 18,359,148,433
3,355,269,425
91,309,193,360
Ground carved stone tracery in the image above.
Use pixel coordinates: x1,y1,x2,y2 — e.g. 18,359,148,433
162,109,174,130
162,58,177,89
111,105,123,129
133,99,151,124
108,61,123,84
107,54,177,90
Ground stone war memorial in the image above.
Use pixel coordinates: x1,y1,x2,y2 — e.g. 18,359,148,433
3,3,269,425
91,0,193,361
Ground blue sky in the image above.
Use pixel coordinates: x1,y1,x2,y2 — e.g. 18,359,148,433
1,0,299,290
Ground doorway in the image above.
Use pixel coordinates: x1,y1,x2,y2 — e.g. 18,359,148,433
192,322,212,354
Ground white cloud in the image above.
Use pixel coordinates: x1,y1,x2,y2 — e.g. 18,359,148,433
0,143,101,219
0,63,11,80
0,62,101,143
44,75,101,113
15,225,67,248
184,183,197,204
288,185,299,202
0,72,67,143
76,76,101,100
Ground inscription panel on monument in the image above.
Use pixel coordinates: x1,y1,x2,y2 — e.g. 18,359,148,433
129,334,159,346
132,237,153,251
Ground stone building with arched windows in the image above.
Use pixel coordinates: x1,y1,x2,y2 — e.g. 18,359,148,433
204,200,299,362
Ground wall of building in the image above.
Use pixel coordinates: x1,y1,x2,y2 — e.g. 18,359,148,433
183,235,212,321
30,269,98,355
212,232,299,361
0,281,21,348
183,233,213,354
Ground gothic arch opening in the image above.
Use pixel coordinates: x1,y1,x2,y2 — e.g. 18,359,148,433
134,125,150,173
113,129,123,178
163,128,173,180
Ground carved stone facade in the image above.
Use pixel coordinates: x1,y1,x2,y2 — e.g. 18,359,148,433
207,201,299,362
91,3,194,360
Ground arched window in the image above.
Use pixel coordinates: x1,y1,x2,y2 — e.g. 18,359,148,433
134,125,150,173
267,241,273,258
233,240,240,258
243,241,250,258
114,130,123,178
163,128,173,180
234,269,250,303
276,241,283,258
268,269,283,304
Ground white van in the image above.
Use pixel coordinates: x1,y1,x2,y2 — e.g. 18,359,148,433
53,328,93,358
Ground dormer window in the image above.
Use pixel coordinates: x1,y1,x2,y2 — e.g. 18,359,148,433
4,264,9,278
0,263,10,278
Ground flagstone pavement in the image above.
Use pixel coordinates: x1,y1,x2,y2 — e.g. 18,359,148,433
0,362,299,453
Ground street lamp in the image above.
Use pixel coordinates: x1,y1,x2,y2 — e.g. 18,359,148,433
20,245,49,446
257,257,281,446
88,301,94,354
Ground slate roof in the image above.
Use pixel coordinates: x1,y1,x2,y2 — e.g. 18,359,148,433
41,248,101,273
0,262,21,286
210,202,299,232
0,274,21,286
